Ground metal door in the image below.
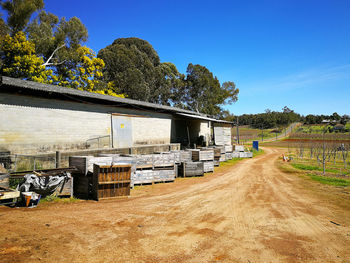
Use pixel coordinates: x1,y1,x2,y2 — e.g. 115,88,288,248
112,115,133,148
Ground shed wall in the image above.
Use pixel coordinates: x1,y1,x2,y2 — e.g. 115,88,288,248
0,93,172,154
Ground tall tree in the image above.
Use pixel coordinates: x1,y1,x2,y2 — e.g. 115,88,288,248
98,37,164,102
1,0,43,34
26,11,88,78
182,63,238,116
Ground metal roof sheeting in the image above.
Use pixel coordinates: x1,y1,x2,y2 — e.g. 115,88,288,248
0,76,233,123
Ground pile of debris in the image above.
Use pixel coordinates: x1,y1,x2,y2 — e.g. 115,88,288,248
0,168,75,207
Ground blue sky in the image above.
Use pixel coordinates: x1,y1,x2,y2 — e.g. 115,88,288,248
43,0,350,116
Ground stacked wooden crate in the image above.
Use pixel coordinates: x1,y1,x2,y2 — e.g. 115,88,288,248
233,145,253,158
115,153,176,186
211,147,222,166
239,152,253,158
225,145,233,160
213,146,226,163
152,152,176,184
69,156,117,199
190,149,214,173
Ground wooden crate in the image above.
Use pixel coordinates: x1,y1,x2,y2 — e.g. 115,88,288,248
225,152,233,160
214,160,220,167
219,154,226,162
207,146,224,157
153,169,176,183
169,151,192,164
178,162,204,177
69,156,113,175
92,164,131,200
152,153,175,167
224,145,233,153
132,169,154,185
191,149,214,162
180,151,192,162
232,152,240,158
203,161,214,172
73,174,91,199
235,145,245,152
239,152,253,158
132,168,176,186
169,151,181,163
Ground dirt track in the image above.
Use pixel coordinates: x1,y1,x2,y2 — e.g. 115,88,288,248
1,147,350,263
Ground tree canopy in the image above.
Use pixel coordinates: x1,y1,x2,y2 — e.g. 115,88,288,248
0,0,123,97
99,39,239,116
1,1,238,115
98,37,178,103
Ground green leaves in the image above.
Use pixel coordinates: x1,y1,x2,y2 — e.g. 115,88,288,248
98,38,239,116
2,0,44,34
98,37,176,103
180,64,238,117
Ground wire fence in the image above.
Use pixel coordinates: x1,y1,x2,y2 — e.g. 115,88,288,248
0,154,56,173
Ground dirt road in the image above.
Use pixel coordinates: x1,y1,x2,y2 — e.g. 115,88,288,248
1,148,350,263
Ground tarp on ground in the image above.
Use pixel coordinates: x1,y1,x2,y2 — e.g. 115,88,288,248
19,172,71,196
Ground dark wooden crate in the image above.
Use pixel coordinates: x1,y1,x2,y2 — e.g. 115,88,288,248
191,149,214,162
73,174,91,199
92,164,131,200
178,162,204,177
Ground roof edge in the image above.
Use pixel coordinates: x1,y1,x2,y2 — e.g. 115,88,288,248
0,76,206,116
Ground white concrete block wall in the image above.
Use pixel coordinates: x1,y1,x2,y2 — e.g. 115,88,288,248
0,93,173,154
132,117,171,145
0,102,111,153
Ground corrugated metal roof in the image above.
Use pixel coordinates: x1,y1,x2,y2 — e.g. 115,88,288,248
176,113,233,124
0,76,204,116
0,76,233,123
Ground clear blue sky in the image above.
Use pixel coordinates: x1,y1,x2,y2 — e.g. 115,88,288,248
43,0,350,116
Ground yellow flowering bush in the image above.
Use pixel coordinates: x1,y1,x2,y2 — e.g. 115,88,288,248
1,32,125,98
0,32,53,83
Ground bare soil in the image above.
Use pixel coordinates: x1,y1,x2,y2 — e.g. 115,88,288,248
1,147,350,263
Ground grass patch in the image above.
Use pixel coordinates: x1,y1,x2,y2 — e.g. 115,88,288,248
291,163,346,174
252,149,265,157
307,174,350,187
40,195,80,203
221,158,243,165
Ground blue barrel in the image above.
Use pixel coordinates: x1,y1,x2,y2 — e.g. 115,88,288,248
253,140,259,151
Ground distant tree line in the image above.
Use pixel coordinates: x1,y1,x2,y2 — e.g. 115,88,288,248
304,113,349,125
223,108,349,129
0,0,239,117
223,106,301,129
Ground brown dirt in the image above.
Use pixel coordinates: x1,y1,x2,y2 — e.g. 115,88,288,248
1,147,350,263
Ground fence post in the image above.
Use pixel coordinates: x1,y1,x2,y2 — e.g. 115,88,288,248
56,151,61,168
14,154,18,172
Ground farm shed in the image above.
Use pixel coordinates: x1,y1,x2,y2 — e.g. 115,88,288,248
0,77,231,155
